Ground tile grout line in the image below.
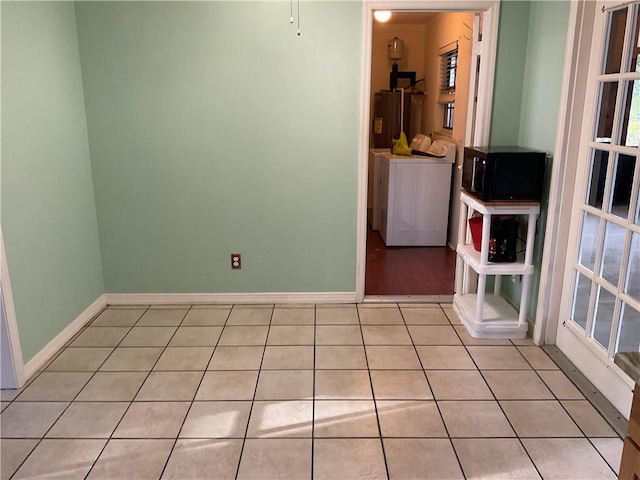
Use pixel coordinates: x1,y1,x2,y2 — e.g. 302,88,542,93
233,304,274,480
157,304,232,479
3,303,623,479
495,342,617,476
455,327,547,480
83,304,190,480
401,302,467,479
523,346,622,474
7,305,150,480
356,304,391,480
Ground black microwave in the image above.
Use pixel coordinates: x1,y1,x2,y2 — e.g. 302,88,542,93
462,146,546,201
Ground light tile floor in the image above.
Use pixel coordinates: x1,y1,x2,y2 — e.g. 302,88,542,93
1,303,623,480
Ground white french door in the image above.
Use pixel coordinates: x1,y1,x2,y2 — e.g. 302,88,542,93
557,1,640,417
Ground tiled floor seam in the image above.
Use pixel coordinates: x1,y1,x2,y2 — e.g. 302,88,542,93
356,304,391,480
233,304,274,480
158,304,230,479
399,303,467,479
489,342,619,476
7,305,153,479
452,326,548,479
468,340,615,478
83,304,193,480
2,303,624,479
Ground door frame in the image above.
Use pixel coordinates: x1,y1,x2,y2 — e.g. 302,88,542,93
1,229,25,389
355,0,500,302
533,0,634,417
533,0,593,346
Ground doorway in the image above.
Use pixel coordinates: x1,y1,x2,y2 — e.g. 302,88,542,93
547,0,639,417
356,1,500,302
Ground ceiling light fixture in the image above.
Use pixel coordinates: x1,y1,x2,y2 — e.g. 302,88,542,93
374,10,392,23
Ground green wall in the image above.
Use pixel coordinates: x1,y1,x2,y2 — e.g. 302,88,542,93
74,1,362,294
489,1,530,146
490,0,571,322
1,1,105,362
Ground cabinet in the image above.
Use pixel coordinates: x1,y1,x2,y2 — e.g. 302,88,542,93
453,190,540,339
620,385,640,479
378,153,454,247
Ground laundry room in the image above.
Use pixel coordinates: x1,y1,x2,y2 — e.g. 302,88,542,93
365,10,476,298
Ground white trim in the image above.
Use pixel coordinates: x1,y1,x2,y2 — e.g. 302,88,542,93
540,0,635,415
472,3,499,146
557,320,633,417
23,294,106,380
355,1,373,303
1,230,25,388
534,0,594,345
105,292,357,306
355,0,500,302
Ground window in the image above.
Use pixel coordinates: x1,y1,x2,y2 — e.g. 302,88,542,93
443,102,454,130
439,46,458,130
440,48,458,92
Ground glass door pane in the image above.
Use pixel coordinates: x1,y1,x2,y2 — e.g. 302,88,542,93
617,303,640,351
620,82,640,146
608,154,636,217
595,83,619,143
604,8,627,74
600,221,625,285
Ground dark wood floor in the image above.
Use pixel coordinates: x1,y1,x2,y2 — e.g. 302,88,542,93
365,225,456,296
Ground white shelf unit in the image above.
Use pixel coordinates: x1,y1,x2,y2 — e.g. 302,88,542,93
454,190,540,339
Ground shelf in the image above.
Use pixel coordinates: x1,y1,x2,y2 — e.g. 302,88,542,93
457,244,534,275
455,188,538,339
453,294,527,339
460,190,540,215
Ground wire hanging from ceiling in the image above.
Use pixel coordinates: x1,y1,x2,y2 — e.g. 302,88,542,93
289,0,301,36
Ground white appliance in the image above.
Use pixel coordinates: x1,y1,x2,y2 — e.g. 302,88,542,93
377,140,456,246
369,148,390,229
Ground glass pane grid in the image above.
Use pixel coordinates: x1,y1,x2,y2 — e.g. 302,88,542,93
569,4,640,358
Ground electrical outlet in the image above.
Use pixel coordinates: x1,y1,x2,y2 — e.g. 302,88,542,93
231,253,241,270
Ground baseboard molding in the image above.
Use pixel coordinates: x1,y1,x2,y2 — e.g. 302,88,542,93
23,294,107,380
105,292,357,305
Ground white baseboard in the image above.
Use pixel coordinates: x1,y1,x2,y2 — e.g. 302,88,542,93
105,292,357,306
24,294,107,380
